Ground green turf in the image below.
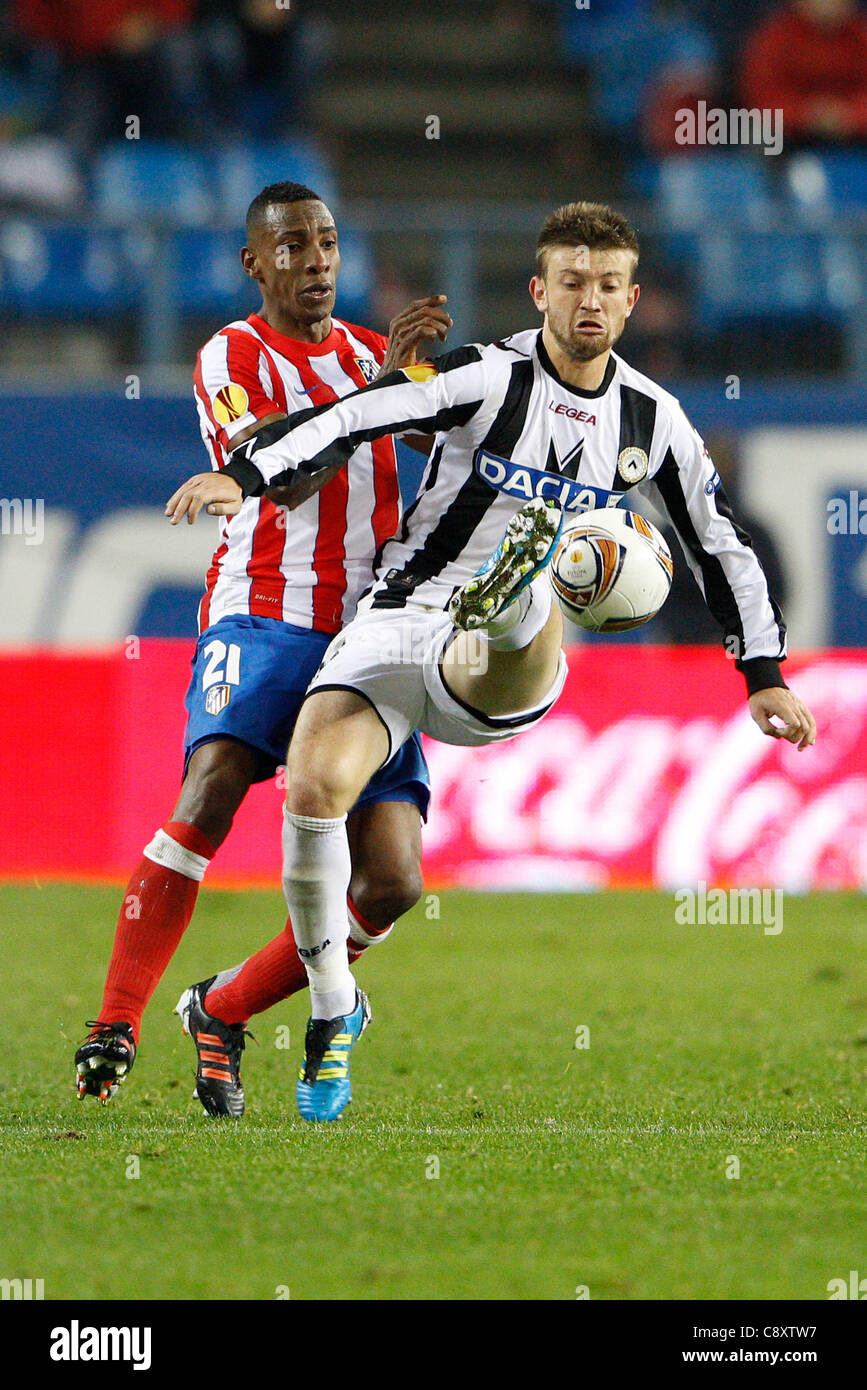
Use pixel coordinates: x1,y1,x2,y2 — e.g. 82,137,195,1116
0,883,865,1300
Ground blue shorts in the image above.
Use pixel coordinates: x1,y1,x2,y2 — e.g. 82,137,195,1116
182,614,430,819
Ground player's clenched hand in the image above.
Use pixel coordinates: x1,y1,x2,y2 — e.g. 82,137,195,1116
165,473,243,525
379,295,453,374
748,687,817,750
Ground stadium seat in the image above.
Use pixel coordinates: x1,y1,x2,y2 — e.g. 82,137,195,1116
92,142,213,225
328,223,373,323
173,228,257,314
0,222,134,315
217,141,338,220
694,229,846,325
656,154,774,230
557,0,646,62
785,150,867,218
0,218,373,326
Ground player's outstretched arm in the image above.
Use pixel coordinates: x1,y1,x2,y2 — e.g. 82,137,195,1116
218,347,488,508
748,686,817,750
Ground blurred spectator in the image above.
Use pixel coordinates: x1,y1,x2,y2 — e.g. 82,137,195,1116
740,0,867,149
12,1,203,152
556,0,719,154
0,3,82,207
9,1,326,149
642,53,720,156
194,0,326,139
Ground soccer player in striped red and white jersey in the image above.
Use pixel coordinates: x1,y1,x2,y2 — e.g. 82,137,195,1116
193,275,403,635
75,181,452,1116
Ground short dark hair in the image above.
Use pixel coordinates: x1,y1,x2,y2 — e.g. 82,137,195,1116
535,202,640,279
245,181,324,238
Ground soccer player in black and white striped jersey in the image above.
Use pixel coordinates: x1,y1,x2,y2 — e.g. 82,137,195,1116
168,202,817,1120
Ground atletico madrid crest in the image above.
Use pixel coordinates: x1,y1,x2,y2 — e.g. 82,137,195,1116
205,683,232,715
354,357,378,385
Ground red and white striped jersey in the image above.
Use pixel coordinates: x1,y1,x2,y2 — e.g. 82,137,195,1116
193,312,401,635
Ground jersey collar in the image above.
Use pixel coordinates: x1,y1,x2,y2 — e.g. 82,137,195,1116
247,313,343,358
535,330,618,399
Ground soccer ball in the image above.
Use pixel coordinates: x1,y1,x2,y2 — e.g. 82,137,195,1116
549,507,673,632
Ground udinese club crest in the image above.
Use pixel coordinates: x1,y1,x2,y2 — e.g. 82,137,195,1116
617,447,649,484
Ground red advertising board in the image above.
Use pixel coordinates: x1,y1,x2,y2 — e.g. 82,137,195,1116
2,643,865,891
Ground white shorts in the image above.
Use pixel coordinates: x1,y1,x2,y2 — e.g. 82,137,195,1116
307,606,568,762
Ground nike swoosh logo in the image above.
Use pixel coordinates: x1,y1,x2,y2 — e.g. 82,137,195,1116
295,385,316,395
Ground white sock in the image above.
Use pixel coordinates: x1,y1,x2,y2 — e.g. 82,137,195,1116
485,574,552,651
348,901,393,949
143,828,210,881
281,809,356,1020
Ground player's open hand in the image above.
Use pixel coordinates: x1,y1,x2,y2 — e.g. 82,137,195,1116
379,295,453,374
748,687,817,750
165,473,243,525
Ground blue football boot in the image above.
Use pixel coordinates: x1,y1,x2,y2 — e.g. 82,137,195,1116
448,497,564,630
296,989,371,1123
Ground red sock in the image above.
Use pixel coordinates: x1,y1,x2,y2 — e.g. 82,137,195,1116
204,896,395,1024
204,918,307,1025
99,820,216,1043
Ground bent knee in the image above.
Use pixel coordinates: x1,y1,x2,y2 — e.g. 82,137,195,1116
285,755,361,819
351,863,424,928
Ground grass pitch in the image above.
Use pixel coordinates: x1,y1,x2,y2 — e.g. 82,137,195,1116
0,883,865,1301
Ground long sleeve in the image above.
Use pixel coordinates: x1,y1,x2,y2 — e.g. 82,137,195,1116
641,408,787,694
223,347,490,498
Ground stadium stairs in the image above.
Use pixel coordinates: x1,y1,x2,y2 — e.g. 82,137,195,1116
312,0,614,339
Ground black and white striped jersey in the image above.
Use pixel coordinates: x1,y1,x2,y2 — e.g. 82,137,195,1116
225,327,787,692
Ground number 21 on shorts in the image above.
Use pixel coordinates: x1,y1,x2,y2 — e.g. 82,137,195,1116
202,638,241,715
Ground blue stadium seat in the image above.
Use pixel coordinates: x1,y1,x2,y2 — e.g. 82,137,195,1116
694,229,847,325
92,142,212,225
173,228,257,314
656,154,774,230
0,219,373,325
785,151,867,218
0,222,134,315
557,0,647,61
217,141,338,221
329,224,373,323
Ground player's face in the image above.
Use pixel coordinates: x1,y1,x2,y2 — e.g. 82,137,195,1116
530,247,639,363
242,201,341,325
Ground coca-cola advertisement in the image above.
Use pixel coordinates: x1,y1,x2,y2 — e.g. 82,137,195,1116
2,644,864,892
421,647,867,892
